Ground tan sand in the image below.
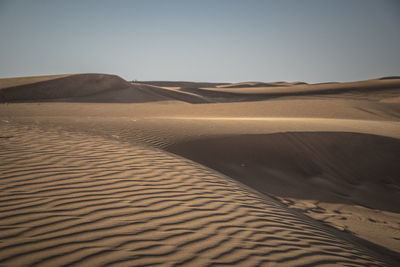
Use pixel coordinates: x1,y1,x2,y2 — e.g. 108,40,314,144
216,81,307,88
166,132,400,253
199,77,400,96
0,122,392,266
0,74,71,89
0,74,399,265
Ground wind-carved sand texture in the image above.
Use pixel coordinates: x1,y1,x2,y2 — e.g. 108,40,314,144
0,123,391,266
1,74,400,265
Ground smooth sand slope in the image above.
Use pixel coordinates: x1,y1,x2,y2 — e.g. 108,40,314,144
0,74,130,102
1,74,400,265
0,74,71,89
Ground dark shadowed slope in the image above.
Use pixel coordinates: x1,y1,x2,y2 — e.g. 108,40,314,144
167,132,400,213
166,131,400,254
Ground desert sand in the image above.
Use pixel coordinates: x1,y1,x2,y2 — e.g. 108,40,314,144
0,74,399,266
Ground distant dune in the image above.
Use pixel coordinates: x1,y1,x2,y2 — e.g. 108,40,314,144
135,77,400,103
197,77,400,98
0,74,131,102
2,74,400,104
216,81,307,88
136,81,228,89
0,74,71,89
0,74,210,103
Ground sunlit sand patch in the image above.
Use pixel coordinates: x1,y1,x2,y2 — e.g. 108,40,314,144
154,116,400,139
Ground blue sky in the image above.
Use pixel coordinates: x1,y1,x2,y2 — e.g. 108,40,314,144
0,0,399,82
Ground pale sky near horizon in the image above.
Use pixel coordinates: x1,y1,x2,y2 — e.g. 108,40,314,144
0,0,399,83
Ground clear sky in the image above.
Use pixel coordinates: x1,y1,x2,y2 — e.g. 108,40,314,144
0,0,399,83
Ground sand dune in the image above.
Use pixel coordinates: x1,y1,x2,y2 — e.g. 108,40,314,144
136,77,400,103
2,74,400,105
0,74,212,104
198,77,400,99
166,132,400,253
1,74,400,265
0,122,392,266
0,74,191,103
216,81,307,88
136,81,227,89
0,74,71,89
137,84,209,103
0,74,131,102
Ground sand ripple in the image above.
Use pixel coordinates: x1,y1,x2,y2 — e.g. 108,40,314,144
0,123,389,266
